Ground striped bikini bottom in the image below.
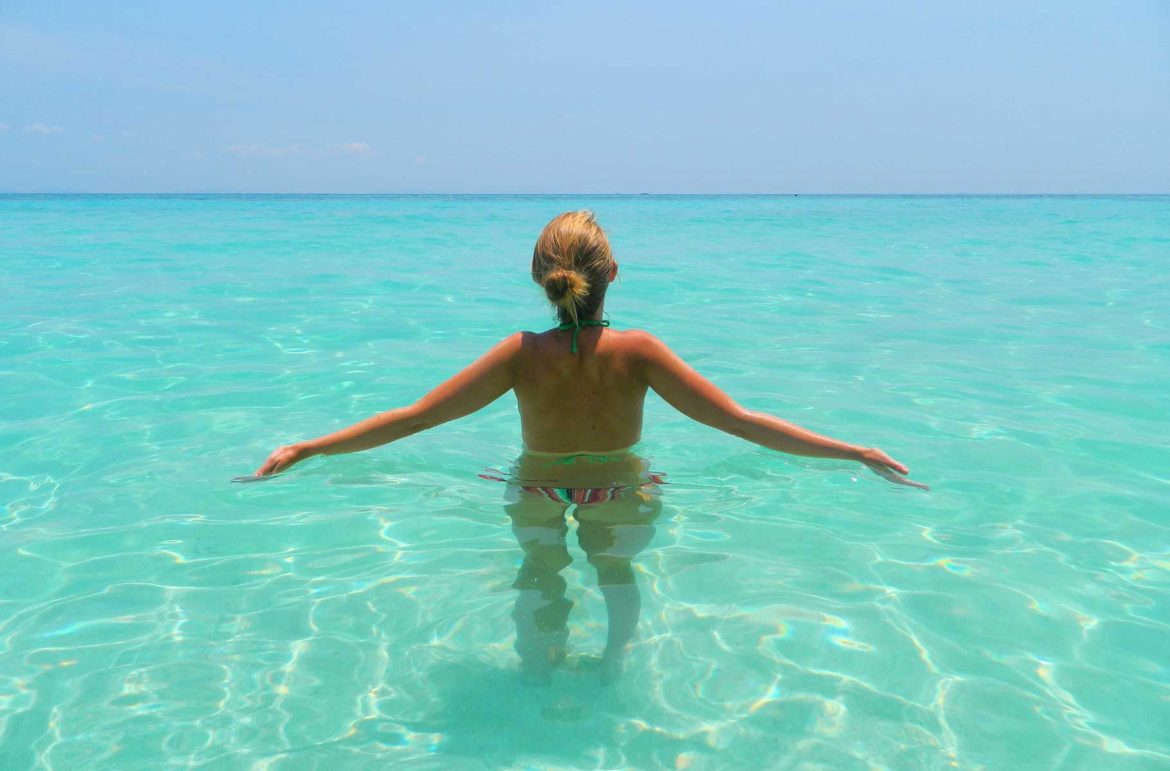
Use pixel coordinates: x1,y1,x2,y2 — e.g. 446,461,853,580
478,472,667,506
481,446,664,506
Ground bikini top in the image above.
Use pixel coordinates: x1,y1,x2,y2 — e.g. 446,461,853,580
556,318,610,353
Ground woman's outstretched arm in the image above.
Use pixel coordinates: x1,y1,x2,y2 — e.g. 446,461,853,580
253,333,522,477
636,332,927,489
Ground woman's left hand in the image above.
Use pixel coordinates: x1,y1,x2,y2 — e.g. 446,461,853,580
254,443,310,477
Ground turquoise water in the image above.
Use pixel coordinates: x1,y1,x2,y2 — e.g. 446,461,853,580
2,195,1168,769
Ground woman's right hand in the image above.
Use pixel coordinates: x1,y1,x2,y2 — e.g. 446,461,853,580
254,442,311,477
859,447,929,490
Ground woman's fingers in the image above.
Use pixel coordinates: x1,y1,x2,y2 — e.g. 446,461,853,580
864,448,908,475
255,452,277,476
864,460,930,490
254,445,297,477
859,447,927,489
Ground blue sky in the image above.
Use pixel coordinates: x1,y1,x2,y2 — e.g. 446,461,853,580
1,0,1167,193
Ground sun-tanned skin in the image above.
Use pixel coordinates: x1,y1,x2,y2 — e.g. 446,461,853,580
255,287,926,490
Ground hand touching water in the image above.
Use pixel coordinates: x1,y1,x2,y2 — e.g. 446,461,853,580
859,447,929,490
231,444,307,483
252,443,311,477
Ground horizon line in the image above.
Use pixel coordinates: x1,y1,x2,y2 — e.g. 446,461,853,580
2,191,1168,197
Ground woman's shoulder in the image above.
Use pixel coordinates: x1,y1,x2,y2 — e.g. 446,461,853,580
604,329,678,366
609,327,665,348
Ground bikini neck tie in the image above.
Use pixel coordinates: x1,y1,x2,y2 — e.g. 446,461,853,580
556,318,610,353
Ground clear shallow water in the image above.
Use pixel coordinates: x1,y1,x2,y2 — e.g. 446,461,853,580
2,194,1168,769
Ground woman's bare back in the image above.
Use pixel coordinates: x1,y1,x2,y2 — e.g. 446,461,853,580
513,326,648,453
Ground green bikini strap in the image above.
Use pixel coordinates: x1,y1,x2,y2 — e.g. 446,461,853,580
556,318,611,353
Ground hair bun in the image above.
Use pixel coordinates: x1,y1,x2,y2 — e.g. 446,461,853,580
543,268,590,308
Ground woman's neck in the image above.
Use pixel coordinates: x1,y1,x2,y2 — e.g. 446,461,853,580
559,305,606,325
583,302,606,322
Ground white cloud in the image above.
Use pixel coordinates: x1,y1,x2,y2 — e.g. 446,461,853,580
25,123,63,134
224,143,303,157
335,141,373,156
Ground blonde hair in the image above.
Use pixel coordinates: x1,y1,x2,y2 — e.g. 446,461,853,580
531,211,615,325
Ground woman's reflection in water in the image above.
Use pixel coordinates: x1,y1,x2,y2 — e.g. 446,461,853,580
502,451,663,685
